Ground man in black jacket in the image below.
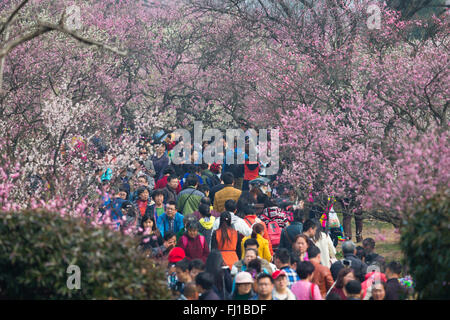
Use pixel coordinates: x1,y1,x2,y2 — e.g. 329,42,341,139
385,261,407,300
196,272,221,300
362,238,386,272
330,241,368,282
162,175,179,204
209,176,226,205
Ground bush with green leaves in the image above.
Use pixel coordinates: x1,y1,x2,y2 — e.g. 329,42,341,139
400,191,450,299
0,210,171,299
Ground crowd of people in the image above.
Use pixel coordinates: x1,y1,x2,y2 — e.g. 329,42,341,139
96,130,413,300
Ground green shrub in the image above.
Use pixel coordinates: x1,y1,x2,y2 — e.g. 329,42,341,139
0,210,171,299
400,191,450,299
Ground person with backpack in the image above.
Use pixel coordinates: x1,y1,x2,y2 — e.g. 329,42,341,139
259,197,290,250
240,223,272,262
260,197,290,228
330,241,368,282
201,163,221,190
240,196,273,256
291,261,323,300
196,203,215,247
362,238,386,272
176,215,198,241
192,197,221,220
176,174,205,217
176,220,209,263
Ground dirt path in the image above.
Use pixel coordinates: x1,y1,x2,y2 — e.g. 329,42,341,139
335,218,403,262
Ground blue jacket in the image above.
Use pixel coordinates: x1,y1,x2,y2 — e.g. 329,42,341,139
108,197,125,230
110,198,126,220
180,173,204,188
157,212,184,238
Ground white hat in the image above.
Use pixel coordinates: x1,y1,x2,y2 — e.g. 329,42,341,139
235,271,254,284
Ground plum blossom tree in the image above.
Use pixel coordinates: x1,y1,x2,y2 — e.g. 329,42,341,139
0,0,448,232
188,0,449,226
0,0,266,229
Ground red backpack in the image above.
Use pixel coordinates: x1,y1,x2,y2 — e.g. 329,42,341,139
267,221,282,248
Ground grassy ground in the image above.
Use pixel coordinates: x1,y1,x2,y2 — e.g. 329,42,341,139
335,214,403,263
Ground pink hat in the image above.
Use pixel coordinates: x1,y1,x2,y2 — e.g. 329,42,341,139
235,271,254,284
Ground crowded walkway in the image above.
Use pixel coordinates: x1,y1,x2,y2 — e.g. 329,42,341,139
97,130,413,301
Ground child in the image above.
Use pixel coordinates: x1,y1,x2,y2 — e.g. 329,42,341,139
178,281,199,300
167,247,186,295
175,258,193,297
189,259,205,281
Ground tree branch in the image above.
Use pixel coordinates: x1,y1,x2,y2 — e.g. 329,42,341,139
0,25,52,59
36,20,128,56
0,0,30,36
0,18,128,60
